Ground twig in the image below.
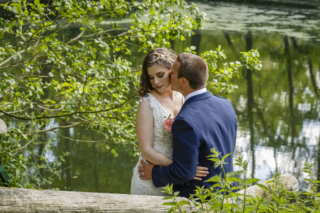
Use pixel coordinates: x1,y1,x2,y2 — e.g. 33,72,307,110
12,140,34,152
52,130,109,143
0,103,13,109
49,166,72,178
35,122,84,133
65,24,89,45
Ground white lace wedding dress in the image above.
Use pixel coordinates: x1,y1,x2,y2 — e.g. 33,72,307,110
130,93,173,196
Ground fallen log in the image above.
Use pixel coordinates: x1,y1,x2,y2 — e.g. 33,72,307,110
0,174,298,213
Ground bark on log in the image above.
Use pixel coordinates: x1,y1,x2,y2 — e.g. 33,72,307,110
0,119,7,134
0,174,298,213
0,189,192,213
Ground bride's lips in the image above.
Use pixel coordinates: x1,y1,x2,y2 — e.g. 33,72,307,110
156,85,163,89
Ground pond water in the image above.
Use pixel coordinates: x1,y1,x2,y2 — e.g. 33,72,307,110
3,1,320,193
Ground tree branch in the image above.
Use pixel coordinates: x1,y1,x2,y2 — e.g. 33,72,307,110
0,95,137,120
82,28,128,38
0,40,40,68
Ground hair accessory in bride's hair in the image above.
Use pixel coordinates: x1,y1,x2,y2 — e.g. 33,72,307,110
148,52,175,64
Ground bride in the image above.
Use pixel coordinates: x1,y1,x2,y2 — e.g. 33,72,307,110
130,48,208,196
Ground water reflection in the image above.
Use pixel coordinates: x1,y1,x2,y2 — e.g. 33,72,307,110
197,1,320,41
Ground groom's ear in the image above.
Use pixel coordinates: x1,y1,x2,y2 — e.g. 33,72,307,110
180,77,187,86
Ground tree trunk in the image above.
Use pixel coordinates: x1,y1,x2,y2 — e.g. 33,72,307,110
0,119,7,134
0,174,298,212
0,119,9,186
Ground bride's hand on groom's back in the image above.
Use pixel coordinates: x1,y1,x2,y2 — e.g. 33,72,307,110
194,165,209,181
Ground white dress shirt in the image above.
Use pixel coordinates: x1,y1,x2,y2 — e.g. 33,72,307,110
185,88,207,102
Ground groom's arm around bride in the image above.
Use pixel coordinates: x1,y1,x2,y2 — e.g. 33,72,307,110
139,53,237,198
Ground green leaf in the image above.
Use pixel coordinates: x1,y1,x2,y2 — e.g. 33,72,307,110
272,195,281,203
224,204,238,208
163,196,173,200
178,200,190,206
221,153,231,161
162,202,176,206
205,175,221,182
256,184,269,192
195,17,202,23
167,207,174,213
130,13,137,19
226,170,243,177
246,178,259,184
7,79,16,85
228,177,243,183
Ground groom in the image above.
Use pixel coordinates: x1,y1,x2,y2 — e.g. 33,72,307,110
139,52,237,198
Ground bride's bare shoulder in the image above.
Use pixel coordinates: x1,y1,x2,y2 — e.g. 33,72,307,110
149,90,158,97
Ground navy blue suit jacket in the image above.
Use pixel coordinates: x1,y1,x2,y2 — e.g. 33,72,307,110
152,91,237,198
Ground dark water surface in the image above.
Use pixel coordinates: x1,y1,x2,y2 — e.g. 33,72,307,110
4,1,320,193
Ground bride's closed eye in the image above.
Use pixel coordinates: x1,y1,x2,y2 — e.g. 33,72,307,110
148,74,164,80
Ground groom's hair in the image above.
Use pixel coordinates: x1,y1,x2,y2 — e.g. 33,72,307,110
176,53,208,89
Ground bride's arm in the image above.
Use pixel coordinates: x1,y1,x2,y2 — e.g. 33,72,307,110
136,100,173,167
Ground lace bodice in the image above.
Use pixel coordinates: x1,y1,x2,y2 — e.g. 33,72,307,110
130,93,173,196
139,93,173,158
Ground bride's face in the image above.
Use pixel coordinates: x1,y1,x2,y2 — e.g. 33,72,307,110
147,64,171,93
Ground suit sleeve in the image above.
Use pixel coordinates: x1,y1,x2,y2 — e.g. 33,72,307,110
152,119,200,187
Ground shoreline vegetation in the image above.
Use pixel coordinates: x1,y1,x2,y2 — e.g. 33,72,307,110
163,149,320,213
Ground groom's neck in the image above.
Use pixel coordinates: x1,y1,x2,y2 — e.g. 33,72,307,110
182,87,205,97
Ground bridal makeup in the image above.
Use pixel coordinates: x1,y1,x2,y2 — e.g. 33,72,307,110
147,64,171,93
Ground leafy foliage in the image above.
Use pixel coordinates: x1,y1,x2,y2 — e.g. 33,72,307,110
163,149,320,212
0,0,261,188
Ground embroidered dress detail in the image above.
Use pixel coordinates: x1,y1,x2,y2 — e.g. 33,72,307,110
130,93,173,196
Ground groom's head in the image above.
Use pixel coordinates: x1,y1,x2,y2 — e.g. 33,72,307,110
171,52,208,93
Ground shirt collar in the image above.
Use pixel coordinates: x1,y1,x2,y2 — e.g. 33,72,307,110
185,88,207,102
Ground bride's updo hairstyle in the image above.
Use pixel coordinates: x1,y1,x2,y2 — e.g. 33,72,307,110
138,48,176,97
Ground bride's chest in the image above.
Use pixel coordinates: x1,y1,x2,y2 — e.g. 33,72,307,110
164,107,180,118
